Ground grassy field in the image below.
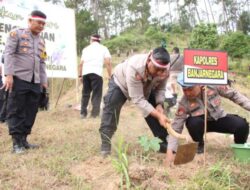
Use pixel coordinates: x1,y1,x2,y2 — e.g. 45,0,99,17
0,62,250,189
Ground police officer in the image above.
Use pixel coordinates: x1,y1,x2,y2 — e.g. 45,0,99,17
3,10,48,154
99,47,171,156
166,73,250,162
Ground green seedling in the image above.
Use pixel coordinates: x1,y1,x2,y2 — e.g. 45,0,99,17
137,135,162,162
138,135,162,152
112,136,131,189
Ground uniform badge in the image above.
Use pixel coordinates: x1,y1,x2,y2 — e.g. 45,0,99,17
176,107,185,116
207,90,215,96
213,98,221,106
22,48,28,52
194,111,203,116
10,31,17,37
40,48,47,59
190,102,197,108
218,85,228,92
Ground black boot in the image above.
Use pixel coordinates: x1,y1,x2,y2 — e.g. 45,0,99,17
197,142,204,154
100,133,112,157
101,143,111,157
12,135,25,154
159,142,168,153
22,135,39,149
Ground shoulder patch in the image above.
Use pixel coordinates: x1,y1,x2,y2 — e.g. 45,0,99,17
175,106,186,116
207,89,215,96
218,85,228,92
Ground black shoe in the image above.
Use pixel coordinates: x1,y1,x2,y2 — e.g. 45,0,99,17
101,143,111,157
12,135,26,154
159,142,168,153
80,114,87,119
12,144,26,154
91,115,99,118
197,142,204,154
22,135,39,149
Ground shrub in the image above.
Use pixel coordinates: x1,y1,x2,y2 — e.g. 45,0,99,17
220,32,250,59
144,26,166,44
189,23,219,49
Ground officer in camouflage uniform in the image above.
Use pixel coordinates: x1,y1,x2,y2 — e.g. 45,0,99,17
166,73,250,161
3,10,47,154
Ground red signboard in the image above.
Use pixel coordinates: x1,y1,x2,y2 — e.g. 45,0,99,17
183,49,228,85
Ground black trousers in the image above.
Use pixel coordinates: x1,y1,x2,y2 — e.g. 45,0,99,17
99,77,168,145
0,76,7,122
145,93,169,143
0,88,7,122
81,73,103,117
7,77,40,136
186,114,249,144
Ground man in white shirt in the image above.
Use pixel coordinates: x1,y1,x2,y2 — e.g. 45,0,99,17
79,34,112,118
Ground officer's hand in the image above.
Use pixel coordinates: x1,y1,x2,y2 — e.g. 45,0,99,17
79,76,83,84
2,75,13,92
41,83,48,89
165,149,175,167
158,113,170,127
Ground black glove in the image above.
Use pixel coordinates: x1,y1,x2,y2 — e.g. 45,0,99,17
165,93,178,110
39,87,49,110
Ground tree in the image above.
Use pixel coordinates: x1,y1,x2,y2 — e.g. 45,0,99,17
64,0,87,13
75,10,98,54
179,5,193,31
220,32,250,58
128,0,151,32
184,0,201,24
237,11,250,34
189,23,219,49
44,0,64,5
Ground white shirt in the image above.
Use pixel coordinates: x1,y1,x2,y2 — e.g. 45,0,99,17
81,42,111,77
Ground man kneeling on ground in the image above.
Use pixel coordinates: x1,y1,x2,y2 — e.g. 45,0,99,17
166,73,250,163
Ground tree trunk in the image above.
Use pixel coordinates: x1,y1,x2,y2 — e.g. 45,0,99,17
222,0,229,32
168,0,173,24
207,0,216,23
194,5,201,23
203,0,210,23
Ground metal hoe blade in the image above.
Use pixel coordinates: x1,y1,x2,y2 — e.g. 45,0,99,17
174,142,198,165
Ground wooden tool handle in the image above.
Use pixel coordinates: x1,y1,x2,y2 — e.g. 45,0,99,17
165,122,187,140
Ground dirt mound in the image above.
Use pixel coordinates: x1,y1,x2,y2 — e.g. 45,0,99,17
129,163,156,183
129,163,170,189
